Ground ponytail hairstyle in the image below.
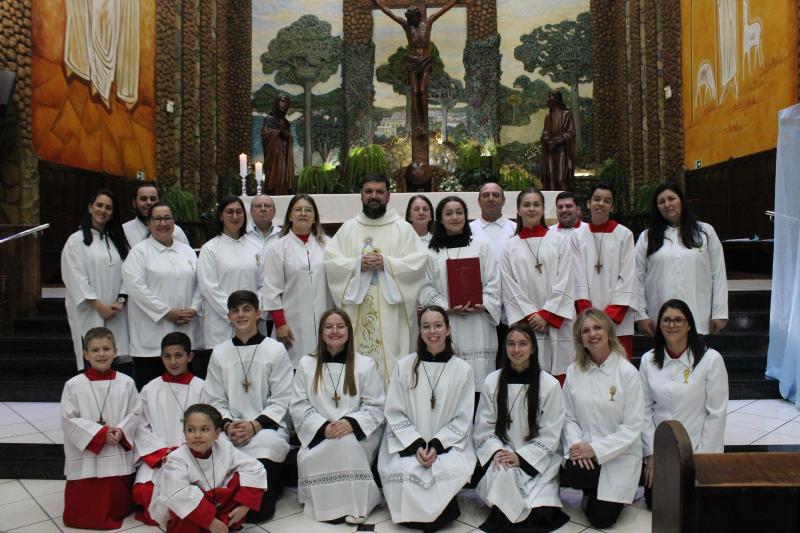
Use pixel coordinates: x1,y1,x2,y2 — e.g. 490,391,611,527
312,308,357,397
411,305,454,389
81,188,130,260
514,187,547,235
495,322,541,442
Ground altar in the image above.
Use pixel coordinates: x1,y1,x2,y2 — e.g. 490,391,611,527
240,191,561,226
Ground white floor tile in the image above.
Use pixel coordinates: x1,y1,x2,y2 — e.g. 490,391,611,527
726,411,786,432
29,417,63,432
119,526,162,532
0,480,33,506
737,399,800,421
752,432,800,445
35,490,64,519
57,513,144,532
9,519,63,532
559,488,590,527
5,403,62,423
259,512,354,532
554,522,590,532
0,432,53,444
773,420,800,438
455,488,491,527
0,498,50,529
598,505,651,532
0,406,26,426
374,519,475,532
257,486,303,523
726,399,756,414
19,479,66,498
724,425,768,445
44,429,65,444
0,421,39,439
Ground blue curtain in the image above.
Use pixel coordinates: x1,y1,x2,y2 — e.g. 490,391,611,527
766,103,800,406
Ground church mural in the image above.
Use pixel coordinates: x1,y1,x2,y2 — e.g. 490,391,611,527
682,0,797,168
251,0,592,184
30,0,156,180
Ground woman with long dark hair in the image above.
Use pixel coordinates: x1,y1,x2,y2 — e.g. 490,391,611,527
473,322,569,532
263,193,331,367
197,195,263,349
500,187,576,383
290,308,385,524
62,188,131,369
635,181,728,336
378,305,476,531
560,309,643,529
639,299,728,507
420,195,501,389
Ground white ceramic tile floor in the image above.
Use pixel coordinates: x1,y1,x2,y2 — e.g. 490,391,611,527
1,399,799,532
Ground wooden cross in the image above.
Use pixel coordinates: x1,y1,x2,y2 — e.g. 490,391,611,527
242,379,252,393
332,391,341,408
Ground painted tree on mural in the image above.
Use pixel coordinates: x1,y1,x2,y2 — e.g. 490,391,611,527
260,15,342,166
295,108,344,163
429,73,464,142
514,11,591,151
376,43,445,132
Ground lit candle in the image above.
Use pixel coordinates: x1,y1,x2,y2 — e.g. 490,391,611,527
239,153,247,177
255,161,263,182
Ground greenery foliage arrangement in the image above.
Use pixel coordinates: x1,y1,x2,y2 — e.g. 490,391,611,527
343,145,389,191
297,163,338,194
439,175,464,192
161,184,200,223
499,164,541,191
453,139,499,189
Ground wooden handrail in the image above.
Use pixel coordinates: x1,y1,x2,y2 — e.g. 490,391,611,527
0,223,50,246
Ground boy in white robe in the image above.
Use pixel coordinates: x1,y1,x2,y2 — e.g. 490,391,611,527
148,403,267,531
474,322,569,532
202,289,293,522
573,182,637,358
291,308,386,523
378,306,477,530
61,327,140,529
132,332,205,525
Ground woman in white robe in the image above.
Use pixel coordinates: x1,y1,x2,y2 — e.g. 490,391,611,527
500,187,576,380
573,182,637,358
474,322,569,532
291,308,385,523
420,196,501,389
123,203,202,389
198,196,263,349
61,189,131,369
378,305,476,530
263,194,332,367
148,404,267,531
406,194,434,245
640,299,728,508
635,182,728,336
560,309,644,530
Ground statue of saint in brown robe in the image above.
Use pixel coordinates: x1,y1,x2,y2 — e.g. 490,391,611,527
260,95,294,195
540,91,576,192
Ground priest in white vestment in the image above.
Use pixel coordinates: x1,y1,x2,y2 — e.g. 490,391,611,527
325,175,428,384
122,184,189,247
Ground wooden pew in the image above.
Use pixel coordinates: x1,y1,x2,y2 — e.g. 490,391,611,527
652,420,800,532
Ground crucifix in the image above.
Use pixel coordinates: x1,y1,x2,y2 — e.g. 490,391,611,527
373,0,459,188
332,390,341,408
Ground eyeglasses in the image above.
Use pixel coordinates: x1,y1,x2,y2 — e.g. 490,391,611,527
223,209,244,216
151,216,174,223
660,317,686,327
292,207,315,214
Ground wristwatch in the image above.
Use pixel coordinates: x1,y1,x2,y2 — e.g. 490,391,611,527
116,294,128,305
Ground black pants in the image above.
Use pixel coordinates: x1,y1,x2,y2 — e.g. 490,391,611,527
132,357,165,391
479,505,569,532
247,458,285,523
400,497,460,532
560,461,624,529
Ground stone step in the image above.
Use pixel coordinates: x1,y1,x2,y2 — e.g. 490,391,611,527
728,290,771,311
37,298,66,316
633,331,769,355
13,315,71,335
0,360,134,402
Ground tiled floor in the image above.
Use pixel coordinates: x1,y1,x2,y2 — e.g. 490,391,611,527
1,399,799,532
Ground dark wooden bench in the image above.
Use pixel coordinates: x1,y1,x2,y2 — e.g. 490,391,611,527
652,420,800,532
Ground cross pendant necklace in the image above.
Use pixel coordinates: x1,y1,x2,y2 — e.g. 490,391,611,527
421,360,446,410
523,238,544,274
235,345,258,393
191,450,220,508
326,360,345,408
592,233,605,273
88,377,112,425
506,384,528,429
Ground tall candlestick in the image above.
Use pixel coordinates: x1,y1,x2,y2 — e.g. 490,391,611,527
255,162,263,181
239,153,247,177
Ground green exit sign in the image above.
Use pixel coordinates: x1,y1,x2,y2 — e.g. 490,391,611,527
694,160,702,169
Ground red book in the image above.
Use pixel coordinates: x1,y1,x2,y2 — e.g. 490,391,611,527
446,257,483,307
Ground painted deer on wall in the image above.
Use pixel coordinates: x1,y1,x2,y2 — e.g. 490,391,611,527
696,60,717,107
742,0,764,77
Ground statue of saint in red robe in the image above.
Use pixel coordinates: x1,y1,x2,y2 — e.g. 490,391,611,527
540,91,576,192
260,95,294,195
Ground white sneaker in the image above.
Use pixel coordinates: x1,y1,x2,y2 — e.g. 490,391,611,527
345,515,368,524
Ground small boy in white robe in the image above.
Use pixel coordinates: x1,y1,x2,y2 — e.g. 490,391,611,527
202,289,293,522
132,331,205,525
474,322,569,532
378,305,477,531
61,326,140,529
291,308,386,524
148,403,267,531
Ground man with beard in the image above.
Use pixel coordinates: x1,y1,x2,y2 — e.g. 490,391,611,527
549,191,586,234
123,183,189,247
324,175,428,384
